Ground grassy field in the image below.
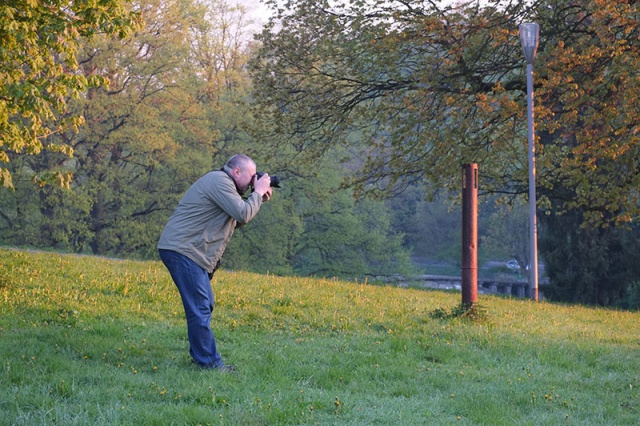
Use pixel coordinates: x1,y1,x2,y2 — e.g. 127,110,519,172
0,248,638,425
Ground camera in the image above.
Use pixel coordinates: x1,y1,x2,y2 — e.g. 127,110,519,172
256,171,281,188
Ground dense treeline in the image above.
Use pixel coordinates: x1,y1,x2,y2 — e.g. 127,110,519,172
248,0,640,308
0,0,416,280
1,0,640,308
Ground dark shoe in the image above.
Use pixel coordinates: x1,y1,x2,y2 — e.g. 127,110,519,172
215,364,236,373
193,360,236,372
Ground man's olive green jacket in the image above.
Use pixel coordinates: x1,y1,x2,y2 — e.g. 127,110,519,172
158,170,262,273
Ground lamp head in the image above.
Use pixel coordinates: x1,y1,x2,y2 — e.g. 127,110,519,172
519,23,540,64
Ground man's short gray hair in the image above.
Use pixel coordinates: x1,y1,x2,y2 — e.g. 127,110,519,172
224,154,255,172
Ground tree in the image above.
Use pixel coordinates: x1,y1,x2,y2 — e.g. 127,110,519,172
287,160,415,279
0,0,141,188
250,0,640,227
533,0,640,227
223,186,302,276
249,0,640,304
26,0,210,256
225,151,416,280
0,0,414,281
250,1,528,197
540,209,640,306
0,0,259,257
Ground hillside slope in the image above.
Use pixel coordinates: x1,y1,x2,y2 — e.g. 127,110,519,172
1,248,638,425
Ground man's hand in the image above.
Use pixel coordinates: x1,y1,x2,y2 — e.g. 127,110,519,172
253,172,272,200
262,187,273,202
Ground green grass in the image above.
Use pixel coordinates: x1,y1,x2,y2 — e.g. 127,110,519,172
1,248,638,425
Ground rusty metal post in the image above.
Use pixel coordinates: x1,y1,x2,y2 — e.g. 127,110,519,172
462,164,478,308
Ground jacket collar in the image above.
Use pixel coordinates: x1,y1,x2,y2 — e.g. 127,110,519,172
220,168,245,196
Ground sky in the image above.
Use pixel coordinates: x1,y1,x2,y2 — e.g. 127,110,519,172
239,0,272,27
236,0,503,34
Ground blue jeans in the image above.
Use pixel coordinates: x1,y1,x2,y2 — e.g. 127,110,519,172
158,249,224,368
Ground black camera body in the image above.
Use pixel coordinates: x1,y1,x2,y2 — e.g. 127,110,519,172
256,171,281,188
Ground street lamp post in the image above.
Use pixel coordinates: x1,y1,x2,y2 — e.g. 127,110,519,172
520,22,540,301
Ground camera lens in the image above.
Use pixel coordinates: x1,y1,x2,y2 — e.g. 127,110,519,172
256,171,281,188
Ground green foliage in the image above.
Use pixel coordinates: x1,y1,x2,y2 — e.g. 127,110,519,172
540,209,640,307
388,187,462,262
289,162,415,279
226,159,416,280
1,249,640,424
63,0,220,256
0,0,257,258
223,192,302,276
0,0,141,188
0,173,94,252
621,281,640,311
